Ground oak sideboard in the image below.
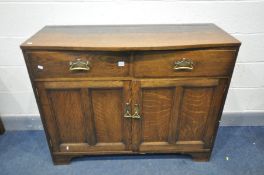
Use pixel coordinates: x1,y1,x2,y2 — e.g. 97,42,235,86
21,24,241,165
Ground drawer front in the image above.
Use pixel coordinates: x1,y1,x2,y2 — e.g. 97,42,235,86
27,51,130,78
133,50,237,77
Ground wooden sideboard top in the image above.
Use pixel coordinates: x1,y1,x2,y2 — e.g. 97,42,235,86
21,24,240,51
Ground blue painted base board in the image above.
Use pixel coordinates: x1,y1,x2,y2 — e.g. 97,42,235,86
0,126,264,175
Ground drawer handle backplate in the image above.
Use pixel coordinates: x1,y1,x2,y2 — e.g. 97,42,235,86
173,58,194,71
69,59,90,72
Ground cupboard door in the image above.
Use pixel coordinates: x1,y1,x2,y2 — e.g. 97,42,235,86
36,81,132,153
131,79,227,152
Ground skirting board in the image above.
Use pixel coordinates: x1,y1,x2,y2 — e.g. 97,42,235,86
1,115,43,131
1,112,264,131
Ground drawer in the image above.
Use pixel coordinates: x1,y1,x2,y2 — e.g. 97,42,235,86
27,51,130,79
133,50,237,77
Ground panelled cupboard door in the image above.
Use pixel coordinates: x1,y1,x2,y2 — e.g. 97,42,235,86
36,80,132,153
131,79,227,152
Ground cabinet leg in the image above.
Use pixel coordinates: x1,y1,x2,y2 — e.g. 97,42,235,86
0,117,5,135
52,155,72,165
190,152,211,162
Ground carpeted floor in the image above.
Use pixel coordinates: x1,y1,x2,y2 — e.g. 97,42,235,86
0,126,264,175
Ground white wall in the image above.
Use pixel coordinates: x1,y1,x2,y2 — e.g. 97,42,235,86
0,0,264,118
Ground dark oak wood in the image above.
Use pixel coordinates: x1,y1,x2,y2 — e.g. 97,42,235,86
131,79,226,153
52,155,73,165
21,24,240,51
27,51,130,78
0,117,5,135
134,49,237,77
36,81,131,156
21,24,241,165
190,152,211,162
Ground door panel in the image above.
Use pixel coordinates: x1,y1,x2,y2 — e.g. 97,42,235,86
48,89,86,143
36,81,132,153
177,87,214,141
91,89,123,143
132,79,227,152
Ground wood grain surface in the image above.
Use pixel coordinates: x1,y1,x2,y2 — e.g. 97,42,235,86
36,81,131,156
21,24,240,51
177,87,214,141
131,79,225,153
91,89,123,143
48,89,86,143
27,51,130,78
134,49,237,77
141,88,174,142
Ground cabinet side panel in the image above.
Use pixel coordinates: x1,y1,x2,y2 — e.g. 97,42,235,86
178,88,214,141
48,89,86,143
142,88,174,142
91,89,123,143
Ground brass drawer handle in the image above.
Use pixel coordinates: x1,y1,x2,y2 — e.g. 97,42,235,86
173,58,194,71
69,59,90,71
124,103,132,118
132,104,141,119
